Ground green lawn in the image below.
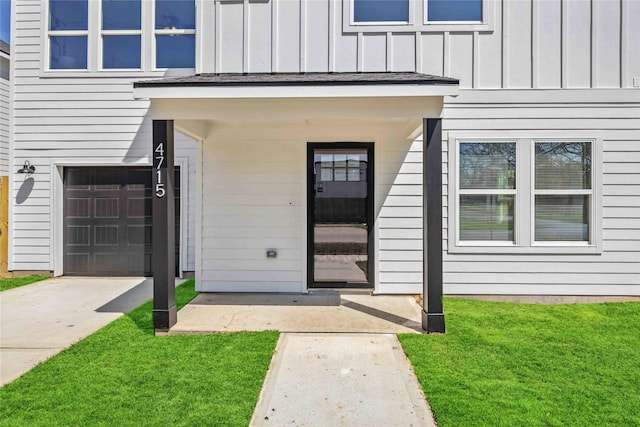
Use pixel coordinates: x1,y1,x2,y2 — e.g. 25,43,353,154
0,275,49,292
400,298,640,427
0,279,279,426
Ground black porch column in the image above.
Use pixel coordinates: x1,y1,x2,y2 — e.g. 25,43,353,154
422,118,446,333
152,120,176,332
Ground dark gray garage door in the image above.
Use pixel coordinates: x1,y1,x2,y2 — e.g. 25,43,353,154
63,167,180,276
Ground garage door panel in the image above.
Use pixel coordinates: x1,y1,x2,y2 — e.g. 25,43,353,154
66,225,90,246
64,167,180,277
95,198,119,218
65,253,90,274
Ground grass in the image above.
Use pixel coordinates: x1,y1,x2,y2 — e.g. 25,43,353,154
0,279,280,426
399,298,640,427
0,275,49,292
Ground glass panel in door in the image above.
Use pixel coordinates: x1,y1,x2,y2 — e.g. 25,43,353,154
313,149,369,285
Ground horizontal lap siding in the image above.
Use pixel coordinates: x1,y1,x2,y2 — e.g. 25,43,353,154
0,56,8,176
199,137,305,292
10,2,197,272
443,91,640,295
377,139,423,294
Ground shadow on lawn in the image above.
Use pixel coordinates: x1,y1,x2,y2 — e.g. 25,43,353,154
123,279,199,336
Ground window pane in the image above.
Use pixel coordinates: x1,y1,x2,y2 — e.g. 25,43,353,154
460,142,516,189
536,142,591,190
156,34,195,68
428,0,482,21
535,195,589,241
460,195,514,241
334,154,347,167
354,0,409,22
102,0,141,30
50,36,87,69
155,0,196,29
321,168,333,182
334,168,347,182
103,35,141,69
348,167,361,182
50,0,88,30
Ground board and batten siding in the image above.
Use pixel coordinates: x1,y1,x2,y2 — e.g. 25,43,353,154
10,0,198,273
201,0,640,89
442,89,640,295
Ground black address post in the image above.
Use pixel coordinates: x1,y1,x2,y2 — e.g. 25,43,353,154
152,120,177,332
422,118,446,333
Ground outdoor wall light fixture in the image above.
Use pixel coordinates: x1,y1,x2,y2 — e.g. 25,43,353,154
17,160,36,174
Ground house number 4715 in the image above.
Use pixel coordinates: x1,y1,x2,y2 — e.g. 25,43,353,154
154,143,166,198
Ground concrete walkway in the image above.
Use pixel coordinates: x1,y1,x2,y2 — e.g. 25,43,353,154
251,333,436,427
0,277,182,386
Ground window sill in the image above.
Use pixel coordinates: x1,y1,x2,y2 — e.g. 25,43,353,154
343,21,493,33
39,68,196,79
448,243,603,255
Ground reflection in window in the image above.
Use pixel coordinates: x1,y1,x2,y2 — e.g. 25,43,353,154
156,35,196,68
156,0,196,30
316,154,365,182
428,0,482,22
49,0,88,69
535,142,592,242
354,0,409,23
102,0,141,30
50,36,88,69
102,0,141,69
50,0,88,30
459,142,516,242
103,36,141,69
155,0,196,68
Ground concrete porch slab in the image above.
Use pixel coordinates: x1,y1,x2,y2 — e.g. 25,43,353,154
170,291,424,334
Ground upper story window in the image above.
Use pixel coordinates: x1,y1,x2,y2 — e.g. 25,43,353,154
426,0,482,22
102,0,142,69
46,0,196,73
49,0,88,69
345,0,491,32
353,0,409,23
449,136,601,254
155,0,196,69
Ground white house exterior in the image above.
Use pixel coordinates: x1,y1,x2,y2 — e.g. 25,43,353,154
7,0,640,307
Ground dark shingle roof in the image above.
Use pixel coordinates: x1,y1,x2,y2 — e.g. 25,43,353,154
135,72,458,88
0,40,9,56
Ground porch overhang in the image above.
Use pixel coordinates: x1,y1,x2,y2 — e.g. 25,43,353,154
139,72,453,334
133,72,459,100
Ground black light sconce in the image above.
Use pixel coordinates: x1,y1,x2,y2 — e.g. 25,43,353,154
17,160,36,174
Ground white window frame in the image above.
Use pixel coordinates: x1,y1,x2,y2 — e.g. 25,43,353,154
41,0,197,77
343,0,495,33
448,134,603,254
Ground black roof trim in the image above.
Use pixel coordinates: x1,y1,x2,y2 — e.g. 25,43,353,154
134,72,459,88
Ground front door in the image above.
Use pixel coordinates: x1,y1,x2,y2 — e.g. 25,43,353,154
307,143,374,288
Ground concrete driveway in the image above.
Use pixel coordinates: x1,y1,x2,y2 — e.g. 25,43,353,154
0,277,179,386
